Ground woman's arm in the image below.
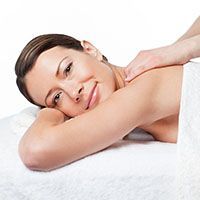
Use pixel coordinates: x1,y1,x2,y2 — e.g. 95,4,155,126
19,65,182,171
19,78,154,171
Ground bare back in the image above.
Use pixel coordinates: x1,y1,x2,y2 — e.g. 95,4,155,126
135,65,183,143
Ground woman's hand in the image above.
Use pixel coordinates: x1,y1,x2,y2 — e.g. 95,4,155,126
124,41,192,82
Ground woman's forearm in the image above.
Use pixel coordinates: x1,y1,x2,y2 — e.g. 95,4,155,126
175,16,200,42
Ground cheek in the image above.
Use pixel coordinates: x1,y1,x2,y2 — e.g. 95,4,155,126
100,77,116,102
59,93,84,117
74,60,95,81
97,67,116,102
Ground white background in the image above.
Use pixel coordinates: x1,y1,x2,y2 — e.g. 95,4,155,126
0,0,199,119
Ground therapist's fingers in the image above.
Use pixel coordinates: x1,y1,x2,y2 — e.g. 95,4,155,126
124,55,142,80
124,51,155,81
124,66,146,81
124,50,159,81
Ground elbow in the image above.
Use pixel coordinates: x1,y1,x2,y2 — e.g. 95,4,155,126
21,152,41,171
18,139,50,172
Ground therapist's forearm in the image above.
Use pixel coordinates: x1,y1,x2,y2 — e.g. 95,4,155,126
188,34,200,59
175,16,200,42
173,16,200,62
179,34,200,60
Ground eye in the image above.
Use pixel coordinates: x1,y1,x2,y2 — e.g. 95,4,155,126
64,62,73,76
53,91,62,106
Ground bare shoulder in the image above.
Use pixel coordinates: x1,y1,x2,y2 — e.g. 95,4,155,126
126,65,183,125
127,65,183,87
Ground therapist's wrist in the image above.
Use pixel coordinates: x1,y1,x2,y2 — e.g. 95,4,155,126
188,34,200,59
171,38,194,64
175,34,200,63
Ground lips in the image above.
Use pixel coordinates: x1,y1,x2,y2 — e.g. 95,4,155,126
86,83,98,109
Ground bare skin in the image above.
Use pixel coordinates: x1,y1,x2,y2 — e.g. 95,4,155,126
122,17,200,142
19,41,183,171
19,17,200,171
110,64,181,143
25,45,180,143
124,16,200,81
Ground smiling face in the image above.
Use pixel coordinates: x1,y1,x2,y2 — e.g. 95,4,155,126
25,43,118,117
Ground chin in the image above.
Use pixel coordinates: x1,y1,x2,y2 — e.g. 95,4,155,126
103,83,117,102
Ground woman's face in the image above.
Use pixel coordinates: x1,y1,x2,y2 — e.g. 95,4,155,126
25,43,117,117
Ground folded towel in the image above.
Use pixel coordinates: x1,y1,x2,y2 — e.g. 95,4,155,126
10,106,40,138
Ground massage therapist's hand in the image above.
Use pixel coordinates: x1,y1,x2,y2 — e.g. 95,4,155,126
124,41,192,82
36,107,71,125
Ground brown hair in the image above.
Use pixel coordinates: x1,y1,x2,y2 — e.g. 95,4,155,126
15,34,108,108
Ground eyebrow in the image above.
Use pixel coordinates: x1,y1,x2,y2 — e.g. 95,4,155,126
44,56,69,107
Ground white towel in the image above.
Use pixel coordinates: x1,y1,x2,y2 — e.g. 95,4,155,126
176,61,200,199
0,106,176,200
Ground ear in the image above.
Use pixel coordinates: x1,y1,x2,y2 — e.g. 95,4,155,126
80,40,103,61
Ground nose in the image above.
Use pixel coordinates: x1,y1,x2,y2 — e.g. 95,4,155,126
73,87,82,102
60,81,83,103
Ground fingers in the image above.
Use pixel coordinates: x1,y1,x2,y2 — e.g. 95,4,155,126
124,66,146,82
124,51,148,81
124,50,161,82
124,61,138,81
124,69,137,81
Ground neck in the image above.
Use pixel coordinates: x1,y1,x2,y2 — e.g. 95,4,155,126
106,62,127,90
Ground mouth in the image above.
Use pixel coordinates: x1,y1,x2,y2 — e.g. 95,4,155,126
86,83,98,110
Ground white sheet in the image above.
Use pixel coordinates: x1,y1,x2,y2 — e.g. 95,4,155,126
0,107,177,200
176,61,200,199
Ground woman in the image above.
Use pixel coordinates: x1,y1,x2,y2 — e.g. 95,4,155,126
15,16,200,172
